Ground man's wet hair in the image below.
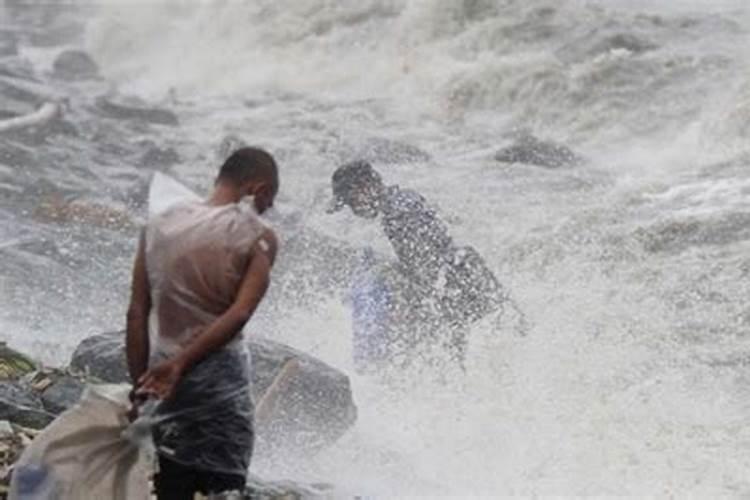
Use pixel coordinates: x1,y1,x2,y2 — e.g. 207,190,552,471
217,147,279,190
332,161,382,195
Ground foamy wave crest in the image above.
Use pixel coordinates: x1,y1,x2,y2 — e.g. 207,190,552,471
85,0,750,143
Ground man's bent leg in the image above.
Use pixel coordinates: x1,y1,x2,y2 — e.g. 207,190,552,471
154,456,199,500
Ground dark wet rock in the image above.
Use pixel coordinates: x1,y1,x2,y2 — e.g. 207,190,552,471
69,331,130,383
52,50,99,81
591,33,657,55
0,381,52,429
140,147,180,168
636,212,750,253
95,97,179,126
250,337,357,453
70,332,357,453
245,473,333,499
38,375,85,415
495,134,581,168
139,142,180,168
357,137,431,164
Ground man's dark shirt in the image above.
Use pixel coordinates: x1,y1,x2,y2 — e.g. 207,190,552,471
379,186,502,324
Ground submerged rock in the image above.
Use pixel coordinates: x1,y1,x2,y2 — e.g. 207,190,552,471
139,143,180,168
357,137,431,164
70,332,357,453
495,134,581,168
0,382,52,429
591,33,657,55
95,97,179,126
636,212,750,253
52,50,99,81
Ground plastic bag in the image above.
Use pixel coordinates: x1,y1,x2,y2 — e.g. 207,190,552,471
8,384,151,500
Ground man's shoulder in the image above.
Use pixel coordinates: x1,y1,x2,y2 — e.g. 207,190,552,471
383,185,429,213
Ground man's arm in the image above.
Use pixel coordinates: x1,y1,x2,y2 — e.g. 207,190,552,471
126,232,151,385
138,229,278,399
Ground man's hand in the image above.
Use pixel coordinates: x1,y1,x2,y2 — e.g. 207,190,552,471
137,357,186,400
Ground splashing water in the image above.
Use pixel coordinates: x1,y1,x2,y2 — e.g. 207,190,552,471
4,0,750,496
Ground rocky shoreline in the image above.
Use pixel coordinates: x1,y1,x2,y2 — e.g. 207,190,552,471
0,336,356,499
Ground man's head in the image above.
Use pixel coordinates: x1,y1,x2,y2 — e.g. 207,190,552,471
216,147,279,214
329,161,384,218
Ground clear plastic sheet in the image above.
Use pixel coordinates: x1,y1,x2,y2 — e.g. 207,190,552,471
148,348,254,476
143,174,264,476
144,176,267,357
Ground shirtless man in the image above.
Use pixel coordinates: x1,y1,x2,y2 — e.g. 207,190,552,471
126,147,279,499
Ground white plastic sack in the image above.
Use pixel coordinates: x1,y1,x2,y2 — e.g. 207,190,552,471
9,384,151,500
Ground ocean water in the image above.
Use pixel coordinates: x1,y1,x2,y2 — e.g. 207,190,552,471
3,0,750,496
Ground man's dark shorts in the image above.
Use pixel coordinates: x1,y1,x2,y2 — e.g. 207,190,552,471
150,347,254,496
